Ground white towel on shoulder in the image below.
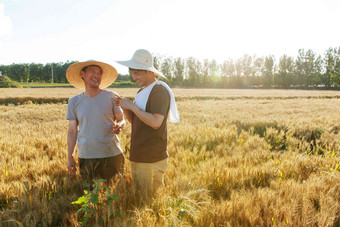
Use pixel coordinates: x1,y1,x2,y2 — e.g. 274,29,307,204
135,81,180,123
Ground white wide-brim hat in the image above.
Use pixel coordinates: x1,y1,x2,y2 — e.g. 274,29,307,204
116,49,166,78
66,61,118,90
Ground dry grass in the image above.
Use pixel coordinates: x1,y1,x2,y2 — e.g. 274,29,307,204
0,88,137,99
2,87,340,99
0,88,339,226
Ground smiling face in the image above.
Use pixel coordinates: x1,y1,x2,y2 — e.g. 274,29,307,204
129,68,156,87
81,65,103,88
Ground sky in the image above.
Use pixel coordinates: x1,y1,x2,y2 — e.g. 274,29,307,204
0,0,339,74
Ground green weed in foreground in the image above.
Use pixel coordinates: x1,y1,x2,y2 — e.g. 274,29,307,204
72,179,119,226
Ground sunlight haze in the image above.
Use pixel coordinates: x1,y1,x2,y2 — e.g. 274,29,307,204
0,0,339,74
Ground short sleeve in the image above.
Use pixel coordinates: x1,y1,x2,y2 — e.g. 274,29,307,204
110,91,123,114
148,85,170,116
66,97,77,121
114,105,123,114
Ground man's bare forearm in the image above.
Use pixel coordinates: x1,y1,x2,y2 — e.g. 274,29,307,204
129,104,164,130
117,98,164,129
67,130,77,159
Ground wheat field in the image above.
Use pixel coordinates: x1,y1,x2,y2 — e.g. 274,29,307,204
0,88,340,226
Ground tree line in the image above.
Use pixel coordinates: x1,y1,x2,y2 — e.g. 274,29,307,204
155,47,340,89
1,47,339,89
0,61,130,84
0,61,75,83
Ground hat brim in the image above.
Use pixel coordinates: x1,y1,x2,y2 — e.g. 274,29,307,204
116,60,166,78
66,61,118,90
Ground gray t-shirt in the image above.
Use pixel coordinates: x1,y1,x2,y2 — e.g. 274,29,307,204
66,90,123,159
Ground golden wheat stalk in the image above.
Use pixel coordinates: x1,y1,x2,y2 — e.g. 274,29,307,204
106,113,123,127
106,113,115,125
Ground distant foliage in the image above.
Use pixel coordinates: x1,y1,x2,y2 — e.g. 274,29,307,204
155,46,340,89
155,47,340,89
0,61,77,83
1,46,340,89
0,75,22,88
109,81,139,88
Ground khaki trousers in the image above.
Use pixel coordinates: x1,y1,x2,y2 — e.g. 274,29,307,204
130,158,168,196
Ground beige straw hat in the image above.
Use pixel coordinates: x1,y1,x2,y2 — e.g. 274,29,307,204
116,49,165,78
66,60,118,89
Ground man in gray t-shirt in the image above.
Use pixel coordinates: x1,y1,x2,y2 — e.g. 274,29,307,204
66,60,125,182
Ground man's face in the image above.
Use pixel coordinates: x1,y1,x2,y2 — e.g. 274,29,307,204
81,65,102,88
129,69,153,87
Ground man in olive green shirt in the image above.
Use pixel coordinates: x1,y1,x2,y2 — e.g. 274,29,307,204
115,49,179,196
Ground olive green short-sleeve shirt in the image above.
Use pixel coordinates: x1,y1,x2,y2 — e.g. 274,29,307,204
130,85,170,163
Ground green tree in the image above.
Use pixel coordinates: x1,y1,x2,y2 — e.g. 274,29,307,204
220,59,235,88
252,57,264,87
7,63,29,82
235,55,253,77
323,47,340,88
263,56,274,88
160,57,173,84
173,57,185,86
23,64,30,82
29,63,44,82
209,59,219,78
153,55,163,72
53,63,63,83
221,59,235,77
185,57,202,87
295,49,322,88
201,59,218,87
61,61,76,83
277,55,294,88
42,64,52,82
294,49,306,87
309,52,323,87
236,55,253,88
0,65,10,78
